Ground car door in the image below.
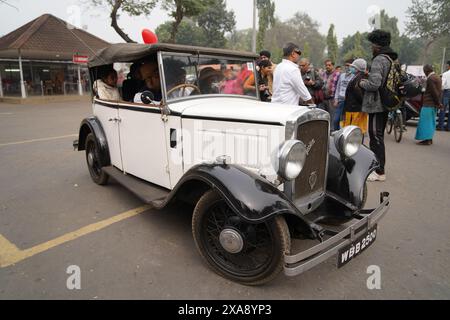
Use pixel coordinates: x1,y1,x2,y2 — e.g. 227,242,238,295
93,99,123,170
117,103,171,189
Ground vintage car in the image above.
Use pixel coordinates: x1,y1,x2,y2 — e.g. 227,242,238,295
74,43,390,285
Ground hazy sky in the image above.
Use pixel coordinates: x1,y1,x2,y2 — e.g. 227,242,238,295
0,0,414,44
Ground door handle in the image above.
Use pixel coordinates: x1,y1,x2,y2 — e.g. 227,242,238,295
108,117,121,123
170,129,177,148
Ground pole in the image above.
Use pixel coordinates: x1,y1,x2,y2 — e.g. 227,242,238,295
252,0,257,53
77,64,83,96
0,70,3,98
441,47,447,75
18,50,27,98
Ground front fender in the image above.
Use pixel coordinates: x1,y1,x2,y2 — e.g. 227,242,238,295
327,142,379,209
173,163,318,237
77,117,110,167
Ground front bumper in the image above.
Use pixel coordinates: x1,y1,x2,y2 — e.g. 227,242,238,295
284,192,390,277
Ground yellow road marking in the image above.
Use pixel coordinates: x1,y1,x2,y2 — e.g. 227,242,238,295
0,205,151,268
0,134,77,148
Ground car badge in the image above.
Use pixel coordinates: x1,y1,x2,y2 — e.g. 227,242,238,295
309,171,318,190
305,139,316,156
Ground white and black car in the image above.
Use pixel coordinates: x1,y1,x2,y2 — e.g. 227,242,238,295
74,43,390,285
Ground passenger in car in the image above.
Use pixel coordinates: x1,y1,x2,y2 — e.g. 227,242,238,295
122,63,144,102
93,69,121,101
198,67,224,94
134,61,162,104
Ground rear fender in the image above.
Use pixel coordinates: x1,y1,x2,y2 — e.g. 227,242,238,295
77,117,110,167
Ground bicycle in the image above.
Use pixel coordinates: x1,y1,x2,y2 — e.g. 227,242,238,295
386,108,404,143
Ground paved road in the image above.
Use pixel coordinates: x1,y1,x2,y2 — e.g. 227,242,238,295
0,101,449,299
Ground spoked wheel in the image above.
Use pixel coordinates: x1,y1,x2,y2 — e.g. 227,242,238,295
192,190,290,285
393,113,403,143
85,133,109,185
386,114,394,135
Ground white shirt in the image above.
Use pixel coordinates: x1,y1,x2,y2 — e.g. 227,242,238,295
442,70,450,90
93,80,120,101
271,59,312,105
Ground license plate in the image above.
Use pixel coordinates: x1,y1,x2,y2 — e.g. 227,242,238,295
337,225,378,268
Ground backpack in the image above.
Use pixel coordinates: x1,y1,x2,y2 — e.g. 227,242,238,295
379,54,404,111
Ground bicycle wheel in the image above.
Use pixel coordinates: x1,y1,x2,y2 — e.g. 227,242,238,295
394,113,403,143
386,115,394,135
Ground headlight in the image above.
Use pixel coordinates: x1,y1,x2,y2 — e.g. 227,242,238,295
277,140,307,181
334,126,363,158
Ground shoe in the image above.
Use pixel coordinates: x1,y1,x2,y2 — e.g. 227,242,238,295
437,127,444,131
417,140,432,145
367,172,386,182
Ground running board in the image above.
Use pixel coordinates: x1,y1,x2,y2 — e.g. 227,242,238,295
102,166,170,205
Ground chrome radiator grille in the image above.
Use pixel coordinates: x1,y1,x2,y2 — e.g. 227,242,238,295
294,120,329,202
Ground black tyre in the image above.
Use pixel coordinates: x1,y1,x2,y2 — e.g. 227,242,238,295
85,133,109,185
386,116,394,134
192,190,290,286
393,113,403,143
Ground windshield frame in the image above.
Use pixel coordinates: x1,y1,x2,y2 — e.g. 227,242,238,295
159,51,260,104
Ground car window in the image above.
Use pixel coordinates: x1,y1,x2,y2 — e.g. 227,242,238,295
161,53,258,101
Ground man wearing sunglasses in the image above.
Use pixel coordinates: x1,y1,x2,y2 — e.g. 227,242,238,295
272,42,313,106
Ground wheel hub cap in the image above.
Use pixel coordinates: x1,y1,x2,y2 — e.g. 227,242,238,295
219,229,244,254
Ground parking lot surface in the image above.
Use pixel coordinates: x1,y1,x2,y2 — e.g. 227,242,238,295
0,101,449,299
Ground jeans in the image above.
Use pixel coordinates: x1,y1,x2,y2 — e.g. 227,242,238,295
437,90,450,129
320,99,337,131
333,101,345,131
369,112,389,175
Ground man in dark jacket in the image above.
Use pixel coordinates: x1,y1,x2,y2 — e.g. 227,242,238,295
359,29,398,182
299,58,323,104
415,64,443,145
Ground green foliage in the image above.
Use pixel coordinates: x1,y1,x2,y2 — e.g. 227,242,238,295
262,13,326,66
256,0,275,53
156,0,235,48
227,29,253,52
197,0,236,48
161,0,213,42
302,42,311,60
342,32,368,62
155,19,207,46
326,24,339,63
406,0,450,62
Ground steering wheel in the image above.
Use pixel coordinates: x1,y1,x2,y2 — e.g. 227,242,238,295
166,83,200,97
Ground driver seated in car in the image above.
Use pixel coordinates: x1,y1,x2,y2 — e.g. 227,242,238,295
134,61,162,104
165,60,194,99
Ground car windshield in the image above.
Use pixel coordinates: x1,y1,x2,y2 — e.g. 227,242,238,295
161,53,258,101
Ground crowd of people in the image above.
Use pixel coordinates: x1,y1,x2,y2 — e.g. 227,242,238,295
266,29,450,183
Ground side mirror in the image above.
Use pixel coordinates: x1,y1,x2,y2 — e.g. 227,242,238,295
141,91,155,104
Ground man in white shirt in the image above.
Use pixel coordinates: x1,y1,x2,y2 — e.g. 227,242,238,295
272,42,312,106
437,60,450,131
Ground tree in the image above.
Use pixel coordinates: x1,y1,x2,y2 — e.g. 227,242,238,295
226,29,253,52
340,32,372,63
326,24,338,63
379,10,400,53
263,13,326,65
302,42,311,59
91,0,157,43
343,32,368,61
155,19,207,46
406,0,450,63
161,0,212,43
197,0,236,48
256,0,275,52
